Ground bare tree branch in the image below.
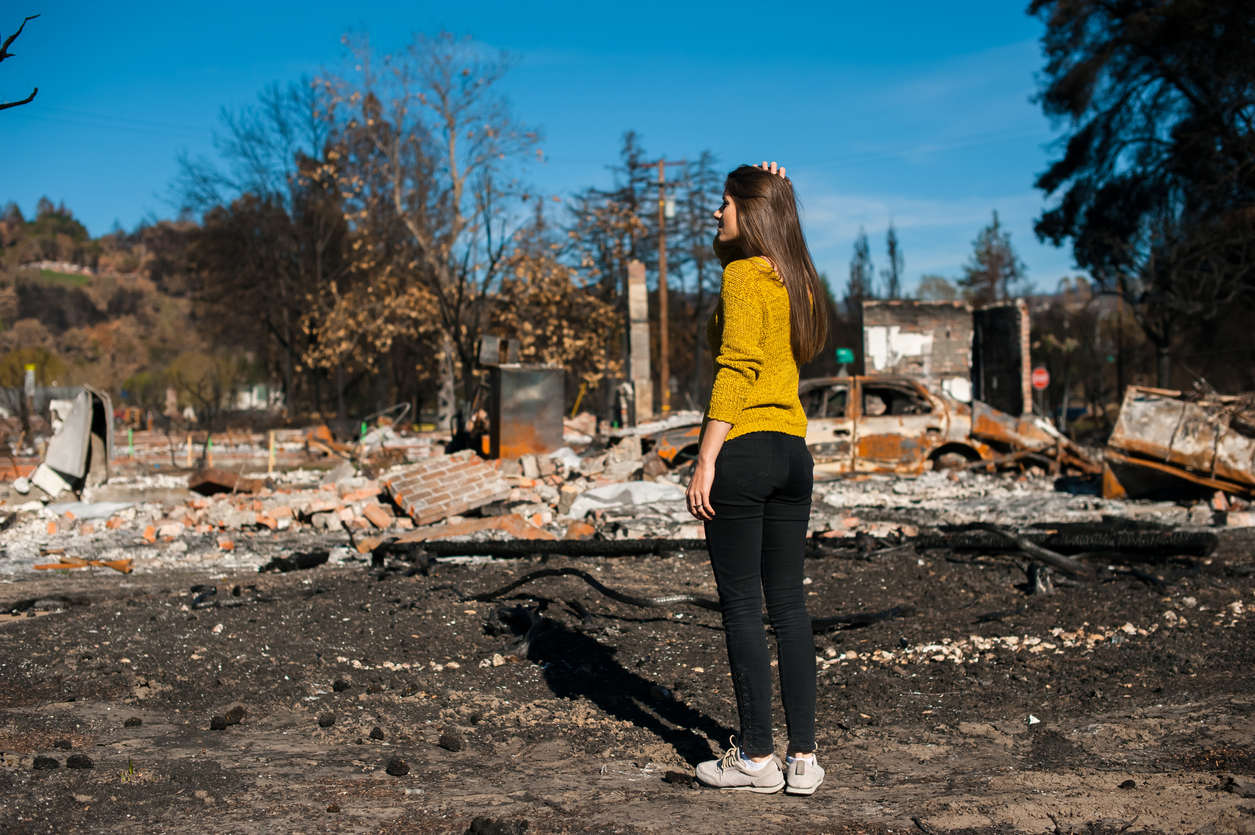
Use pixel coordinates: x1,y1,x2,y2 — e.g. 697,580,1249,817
0,86,36,111
0,14,39,61
1,13,39,112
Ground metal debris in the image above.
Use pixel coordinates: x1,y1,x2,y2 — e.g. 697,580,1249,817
1104,386,1255,500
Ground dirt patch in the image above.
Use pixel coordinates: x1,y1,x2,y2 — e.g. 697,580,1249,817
1,531,1253,834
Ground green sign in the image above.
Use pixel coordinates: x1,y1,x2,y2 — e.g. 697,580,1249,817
835,348,855,364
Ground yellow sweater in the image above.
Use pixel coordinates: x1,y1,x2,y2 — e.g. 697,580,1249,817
705,238,807,440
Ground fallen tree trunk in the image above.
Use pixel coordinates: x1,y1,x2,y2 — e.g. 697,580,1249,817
970,524,1093,579
406,538,709,559
391,528,1217,560
908,529,1216,558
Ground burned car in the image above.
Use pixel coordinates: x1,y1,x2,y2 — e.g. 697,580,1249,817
799,375,980,474
643,375,1098,476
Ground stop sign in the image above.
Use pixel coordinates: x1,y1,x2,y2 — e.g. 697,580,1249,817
1031,367,1051,390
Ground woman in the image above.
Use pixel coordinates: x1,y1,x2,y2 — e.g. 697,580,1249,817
688,161,828,795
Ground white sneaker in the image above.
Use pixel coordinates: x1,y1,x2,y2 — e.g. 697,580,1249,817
784,753,824,795
694,742,784,793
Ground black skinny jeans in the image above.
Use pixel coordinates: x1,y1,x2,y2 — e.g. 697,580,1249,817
703,431,815,757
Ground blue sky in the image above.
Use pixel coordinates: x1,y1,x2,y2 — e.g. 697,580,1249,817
2,1,1076,294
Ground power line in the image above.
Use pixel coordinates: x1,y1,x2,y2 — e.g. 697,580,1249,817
17,106,214,140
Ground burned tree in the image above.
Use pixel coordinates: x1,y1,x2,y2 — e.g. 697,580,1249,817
881,222,904,300
1030,0,1255,387
314,31,542,424
847,227,875,311
0,14,38,113
174,79,348,417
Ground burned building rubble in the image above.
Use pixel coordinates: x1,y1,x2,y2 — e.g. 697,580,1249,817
862,300,977,403
861,298,1032,417
6,303,1255,586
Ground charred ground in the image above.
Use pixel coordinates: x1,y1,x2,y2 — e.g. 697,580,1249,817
1,527,1253,835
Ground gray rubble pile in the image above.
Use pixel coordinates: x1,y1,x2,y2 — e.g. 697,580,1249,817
4,429,1244,578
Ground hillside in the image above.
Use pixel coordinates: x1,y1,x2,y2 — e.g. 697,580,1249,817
0,199,204,405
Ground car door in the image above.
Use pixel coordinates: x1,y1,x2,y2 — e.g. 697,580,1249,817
853,379,947,473
804,381,854,474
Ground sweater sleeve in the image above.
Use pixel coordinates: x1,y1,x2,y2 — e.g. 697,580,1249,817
712,234,744,268
706,262,765,425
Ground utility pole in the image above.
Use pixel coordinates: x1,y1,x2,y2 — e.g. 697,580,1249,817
639,158,685,413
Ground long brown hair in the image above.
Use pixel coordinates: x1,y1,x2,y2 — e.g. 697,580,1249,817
723,165,829,363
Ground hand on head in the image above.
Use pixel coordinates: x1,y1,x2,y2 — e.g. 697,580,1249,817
756,160,787,180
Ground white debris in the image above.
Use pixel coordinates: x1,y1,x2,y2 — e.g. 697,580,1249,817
46,501,135,520
548,447,582,472
30,464,72,498
568,481,687,519
816,470,1180,527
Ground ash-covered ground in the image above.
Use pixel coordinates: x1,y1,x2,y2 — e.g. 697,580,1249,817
2,470,1254,835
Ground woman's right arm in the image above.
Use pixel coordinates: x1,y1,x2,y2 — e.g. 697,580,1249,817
686,417,731,521
687,263,764,520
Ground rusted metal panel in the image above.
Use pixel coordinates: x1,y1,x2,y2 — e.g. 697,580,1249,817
1103,448,1254,500
856,433,923,464
971,400,1100,474
970,401,1057,449
489,365,565,459
1107,386,1255,492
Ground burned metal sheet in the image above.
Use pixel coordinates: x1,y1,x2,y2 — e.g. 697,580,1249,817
489,365,565,459
970,400,1099,474
1105,386,1255,498
971,400,1057,450
41,385,113,485
43,389,93,478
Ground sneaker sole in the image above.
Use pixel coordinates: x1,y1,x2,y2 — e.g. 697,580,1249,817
733,780,786,794
697,779,785,793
